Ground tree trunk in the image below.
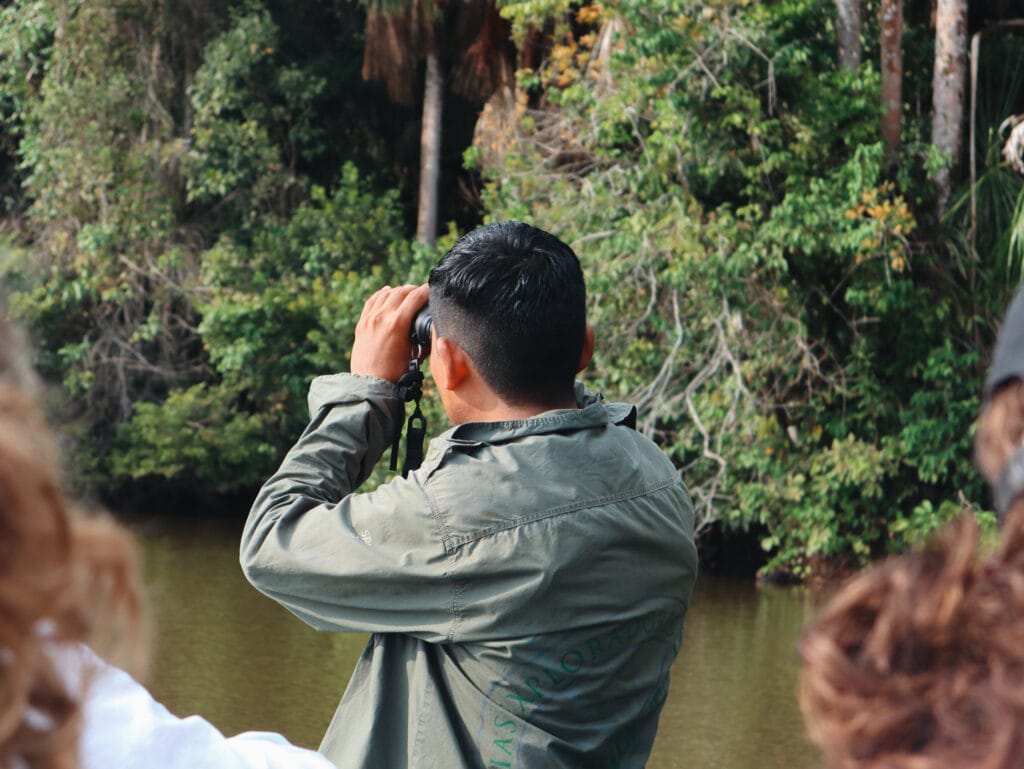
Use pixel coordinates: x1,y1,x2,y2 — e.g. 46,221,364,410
931,0,968,220
880,0,903,166
835,0,861,72
416,46,443,246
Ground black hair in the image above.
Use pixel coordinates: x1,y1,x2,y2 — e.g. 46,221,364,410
428,221,586,407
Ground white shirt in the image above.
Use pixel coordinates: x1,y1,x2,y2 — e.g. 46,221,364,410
57,645,337,769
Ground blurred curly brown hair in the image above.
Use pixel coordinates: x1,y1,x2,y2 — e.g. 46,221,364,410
798,382,1024,769
0,309,144,769
974,380,1024,488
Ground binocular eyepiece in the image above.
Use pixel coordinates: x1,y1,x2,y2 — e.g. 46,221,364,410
410,305,433,358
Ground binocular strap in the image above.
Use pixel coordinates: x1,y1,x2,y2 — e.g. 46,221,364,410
390,360,428,478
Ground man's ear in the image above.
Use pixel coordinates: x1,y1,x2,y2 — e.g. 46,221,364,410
577,325,595,373
432,336,470,392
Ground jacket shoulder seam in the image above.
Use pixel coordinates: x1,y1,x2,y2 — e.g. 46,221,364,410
445,474,682,551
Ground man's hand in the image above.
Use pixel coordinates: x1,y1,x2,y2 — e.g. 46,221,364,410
350,284,430,383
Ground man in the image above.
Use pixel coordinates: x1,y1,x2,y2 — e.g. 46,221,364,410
241,221,699,769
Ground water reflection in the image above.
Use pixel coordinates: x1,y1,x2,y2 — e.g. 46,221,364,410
653,579,821,769
131,515,823,769
133,514,362,747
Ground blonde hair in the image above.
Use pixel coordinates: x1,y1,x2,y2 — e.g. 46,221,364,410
798,381,1024,769
0,313,144,768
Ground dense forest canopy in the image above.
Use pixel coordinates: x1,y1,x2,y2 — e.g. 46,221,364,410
1,0,1022,579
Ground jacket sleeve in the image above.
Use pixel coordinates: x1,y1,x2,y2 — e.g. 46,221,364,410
239,374,459,642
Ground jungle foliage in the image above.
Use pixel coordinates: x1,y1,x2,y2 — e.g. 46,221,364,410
0,0,1021,578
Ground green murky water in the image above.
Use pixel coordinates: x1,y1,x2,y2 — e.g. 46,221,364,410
133,515,823,769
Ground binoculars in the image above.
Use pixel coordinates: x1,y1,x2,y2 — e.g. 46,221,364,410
410,305,433,358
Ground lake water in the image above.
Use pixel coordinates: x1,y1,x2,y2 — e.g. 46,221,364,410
131,514,824,769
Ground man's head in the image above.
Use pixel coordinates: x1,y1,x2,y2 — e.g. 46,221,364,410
428,221,589,410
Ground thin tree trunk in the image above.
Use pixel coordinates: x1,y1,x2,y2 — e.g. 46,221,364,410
880,0,903,166
932,0,968,220
417,46,443,246
835,0,862,72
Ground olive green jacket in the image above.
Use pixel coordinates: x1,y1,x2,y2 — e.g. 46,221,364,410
240,374,698,769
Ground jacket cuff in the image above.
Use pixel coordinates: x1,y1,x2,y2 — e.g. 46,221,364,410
307,373,400,417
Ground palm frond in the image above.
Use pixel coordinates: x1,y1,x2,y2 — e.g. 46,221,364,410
361,0,440,104
451,1,514,102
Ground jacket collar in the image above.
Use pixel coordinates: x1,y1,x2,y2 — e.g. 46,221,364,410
437,387,636,447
